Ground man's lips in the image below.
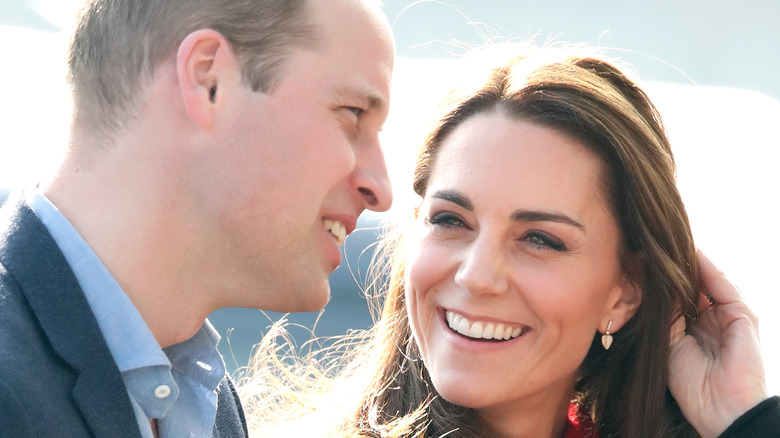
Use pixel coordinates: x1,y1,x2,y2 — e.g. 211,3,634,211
322,214,358,246
324,219,347,245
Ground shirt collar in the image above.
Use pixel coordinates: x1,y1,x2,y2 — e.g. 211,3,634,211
27,189,169,372
165,320,225,392
28,189,226,429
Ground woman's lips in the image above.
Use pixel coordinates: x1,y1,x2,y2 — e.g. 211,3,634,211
445,310,530,341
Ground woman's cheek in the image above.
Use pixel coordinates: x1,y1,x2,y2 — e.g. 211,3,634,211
405,238,439,351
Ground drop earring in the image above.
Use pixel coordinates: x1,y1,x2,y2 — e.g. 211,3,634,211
601,320,613,350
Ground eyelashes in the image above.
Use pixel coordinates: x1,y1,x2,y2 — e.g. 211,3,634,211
524,231,567,252
339,107,366,133
426,211,568,252
343,106,365,118
427,211,466,228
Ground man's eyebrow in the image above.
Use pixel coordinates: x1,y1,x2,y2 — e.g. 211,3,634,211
431,190,473,211
337,86,387,110
511,209,586,231
365,93,385,110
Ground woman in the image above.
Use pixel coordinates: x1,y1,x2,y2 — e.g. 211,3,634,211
239,49,776,437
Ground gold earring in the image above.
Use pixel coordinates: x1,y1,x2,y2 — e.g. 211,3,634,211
601,320,613,350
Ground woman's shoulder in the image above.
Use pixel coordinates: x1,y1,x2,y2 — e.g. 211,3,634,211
718,396,780,438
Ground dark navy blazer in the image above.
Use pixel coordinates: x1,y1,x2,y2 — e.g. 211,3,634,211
0,197,247,437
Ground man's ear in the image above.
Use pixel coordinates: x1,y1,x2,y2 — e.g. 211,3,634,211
601,252,643,333
176,29,235,129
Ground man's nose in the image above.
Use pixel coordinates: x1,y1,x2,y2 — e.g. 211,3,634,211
353,136,392,212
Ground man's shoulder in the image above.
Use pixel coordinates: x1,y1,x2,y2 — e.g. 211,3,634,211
0,254,66,373
0,196,142,437
0,195,81,377
0,194,46,264
0,254,80,426
0,248,40,349
0,213,120,438
0,191,28,231
0,195,60,333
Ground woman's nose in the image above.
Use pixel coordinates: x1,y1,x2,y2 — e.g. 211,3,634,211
454,235,510,297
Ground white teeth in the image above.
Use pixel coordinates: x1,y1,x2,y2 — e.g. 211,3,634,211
456,318,470,336
502,325,513,340
323,220,347,245
445,311,527,341
481,323,494,339
468,322,484,338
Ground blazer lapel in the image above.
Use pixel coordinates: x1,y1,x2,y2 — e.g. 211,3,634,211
73,355,144,438
0,199,141,438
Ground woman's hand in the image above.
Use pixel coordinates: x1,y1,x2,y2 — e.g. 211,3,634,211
669,250,768,438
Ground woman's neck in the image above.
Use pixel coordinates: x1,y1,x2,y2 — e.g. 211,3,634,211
477,382,575,438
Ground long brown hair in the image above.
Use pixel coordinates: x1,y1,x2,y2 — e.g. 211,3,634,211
239,49,701,438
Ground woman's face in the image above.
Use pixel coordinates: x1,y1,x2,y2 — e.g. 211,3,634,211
405,112,638,432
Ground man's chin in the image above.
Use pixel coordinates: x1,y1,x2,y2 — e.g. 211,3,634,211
229,278,332,314
281,282,332,313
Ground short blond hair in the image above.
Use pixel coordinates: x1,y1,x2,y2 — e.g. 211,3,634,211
68,0,316,138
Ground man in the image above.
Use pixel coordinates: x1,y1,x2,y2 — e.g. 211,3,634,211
0,0,394,436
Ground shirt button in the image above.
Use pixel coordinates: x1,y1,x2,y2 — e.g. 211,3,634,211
154,385,171,399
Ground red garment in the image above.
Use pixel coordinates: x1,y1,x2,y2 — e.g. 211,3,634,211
563,403,598,438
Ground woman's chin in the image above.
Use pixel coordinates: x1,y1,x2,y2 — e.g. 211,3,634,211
433,380,495,410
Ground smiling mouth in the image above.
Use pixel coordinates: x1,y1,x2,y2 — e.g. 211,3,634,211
445,310,530,342
323,219,347,245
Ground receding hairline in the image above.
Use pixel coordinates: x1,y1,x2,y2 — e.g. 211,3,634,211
67,0,324,138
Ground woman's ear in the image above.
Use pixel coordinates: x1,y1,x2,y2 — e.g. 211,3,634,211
602,252,643,333
176,29,236,129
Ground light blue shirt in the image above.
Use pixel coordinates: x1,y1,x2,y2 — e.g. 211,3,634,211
28,191,226,438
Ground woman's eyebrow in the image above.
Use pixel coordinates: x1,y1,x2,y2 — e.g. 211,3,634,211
511,209,586,231
431,190,473,210
431,189,585,231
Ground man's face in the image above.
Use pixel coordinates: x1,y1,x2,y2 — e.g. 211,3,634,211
192,0,394,312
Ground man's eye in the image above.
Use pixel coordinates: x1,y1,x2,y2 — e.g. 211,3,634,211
344,106,364,117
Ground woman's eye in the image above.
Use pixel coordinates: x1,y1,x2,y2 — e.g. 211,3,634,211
427,212,466,228
524,231,567,252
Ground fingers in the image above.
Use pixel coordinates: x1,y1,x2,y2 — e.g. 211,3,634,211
697,291,713,311
697,249,743,305
669,316,686,347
